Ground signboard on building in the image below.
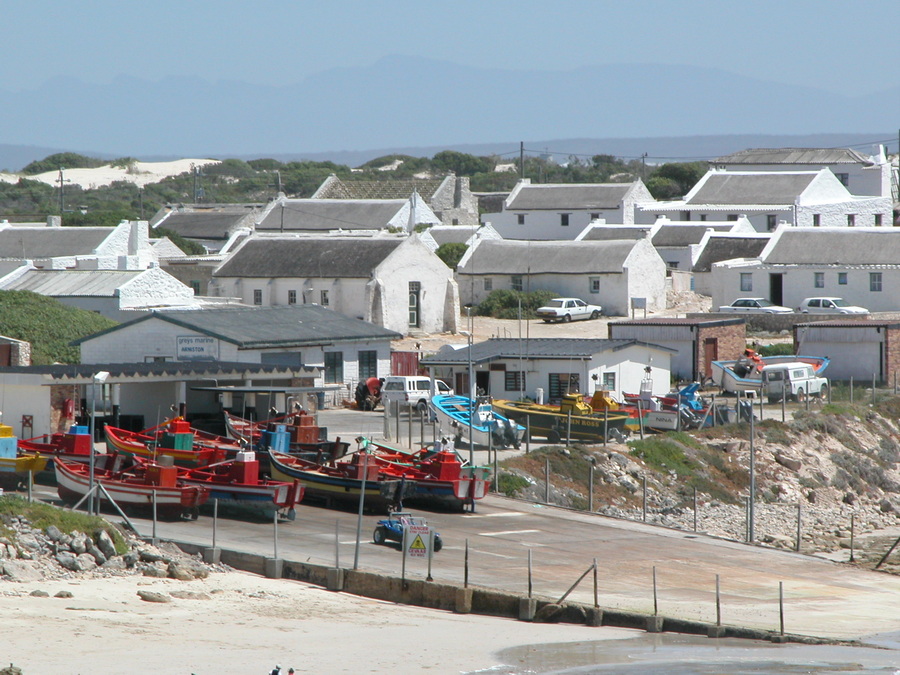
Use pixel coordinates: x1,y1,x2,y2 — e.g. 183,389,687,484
176,335,219,361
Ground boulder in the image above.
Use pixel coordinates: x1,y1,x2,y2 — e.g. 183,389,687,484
70,532,88,555
56,551,79,571
30,589,49,597
534,603,564,623
122,551,139,567
170,590,211,600
86,545,107,566
139,547,169,564
73,553,98,573
774,453,802,472
95,529,117,558
54,590,74,598
2,560,43,582
101,557,127,571
139,562,168,578
168,561,209,581
137,590,171,603
44,525,63,542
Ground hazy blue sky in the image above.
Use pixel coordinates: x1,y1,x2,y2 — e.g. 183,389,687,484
2,0,896,95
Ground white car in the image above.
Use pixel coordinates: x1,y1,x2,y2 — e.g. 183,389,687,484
797,297,869,315
718,298,793,314
536,298,602,323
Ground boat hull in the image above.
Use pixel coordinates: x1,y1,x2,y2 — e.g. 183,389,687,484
430,395,524,448
711,355,830,394
491,400,630,443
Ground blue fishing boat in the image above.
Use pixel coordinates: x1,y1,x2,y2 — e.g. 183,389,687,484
430,395,524,448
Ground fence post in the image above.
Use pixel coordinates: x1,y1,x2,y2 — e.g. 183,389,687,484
593,558,598,608
464,538,469,588
544,458,550,504
642,475,647,522
652,565,658,616
795,503,802,552
588,464,594,513
850,513,856,563
873,373,877,406
525,416,531,454
566,410,572,446
528,548,533,598
779,581,785,636
850,376,854,403
716,573,721,626
604,407,608,447
693,487,698,532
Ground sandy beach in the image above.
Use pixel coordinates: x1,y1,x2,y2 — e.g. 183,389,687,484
1,570,634,674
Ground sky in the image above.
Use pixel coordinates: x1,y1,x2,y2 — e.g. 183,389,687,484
1,0,897,96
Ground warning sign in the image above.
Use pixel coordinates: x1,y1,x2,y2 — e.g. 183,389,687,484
406,524,431,558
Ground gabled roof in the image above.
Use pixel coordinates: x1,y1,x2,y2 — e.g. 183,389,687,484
763,228,900,265
0,269,144,296
651,224,733,247
686,173,818,206
313,177,445,201
214,237,404,278
153,207,259,239
425,226,477,246
692,235,770,273
420,337,675,366
610,317,744,328
256,199,407,232
0,226,113,259
75,304,402,348
458,240,638,275
579,226,650,241
713,148,872,166
508,184,633,210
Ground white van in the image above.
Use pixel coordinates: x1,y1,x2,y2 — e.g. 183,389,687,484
381,376,454,411
760,362,828,403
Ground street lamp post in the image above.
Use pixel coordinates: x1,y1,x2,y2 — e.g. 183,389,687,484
88,371,110,515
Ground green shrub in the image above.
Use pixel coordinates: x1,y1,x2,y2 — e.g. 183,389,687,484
474,289,559,319
496,473,531,497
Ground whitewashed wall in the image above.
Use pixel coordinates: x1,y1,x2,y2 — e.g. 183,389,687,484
794,325,884,381
0,376,52,437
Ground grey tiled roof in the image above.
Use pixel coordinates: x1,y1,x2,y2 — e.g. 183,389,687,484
713,148,871,165
651,224,732,247
610,317,744,327
692,236,769,272
0,361,312,381
154,210,255,239
458,240,637,275
421,337,674,366
687,173,817,205
508,184,631,210
0,269,143,296
764,229,900,265
214,237,403,278
314,178,443,201
257,200,405,231
75,305,402,347
580,226,650,241
0,227,112,259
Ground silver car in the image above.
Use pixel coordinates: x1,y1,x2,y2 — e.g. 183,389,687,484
718,298,793,314
797,297,869,315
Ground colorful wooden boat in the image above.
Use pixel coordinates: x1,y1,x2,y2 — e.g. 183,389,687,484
53,455,209,517
224,410,349,457
104,419,235,467
266,447,415,512
19,424,93,461
177,451,304,519
361,438,490,511
492,393,632,443
0,423,48,477
430,395,524,448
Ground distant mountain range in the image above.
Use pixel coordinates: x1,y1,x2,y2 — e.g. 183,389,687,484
1,55,897,170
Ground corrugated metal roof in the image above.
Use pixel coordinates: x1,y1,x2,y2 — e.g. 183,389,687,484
257,199,406,231
1,269,143,296
687,173,817,206
508,184,632,210
77,304,402,348
214,237,403,278
421,337,674,365
0,227,112,259
765,229,900,265
713,148,872,165
458,239,638,275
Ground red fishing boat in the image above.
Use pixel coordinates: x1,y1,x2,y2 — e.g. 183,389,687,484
224,410,349,457
104,418,238,467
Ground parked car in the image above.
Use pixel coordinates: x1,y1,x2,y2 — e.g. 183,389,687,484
797,297,869,315
536,298,603,323
381,376,453,412
760,362,829,403
373,512,443,552
718,298,793,314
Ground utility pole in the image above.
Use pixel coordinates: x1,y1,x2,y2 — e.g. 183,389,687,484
56,167,70,215
520,141,525,179
641,153,648,181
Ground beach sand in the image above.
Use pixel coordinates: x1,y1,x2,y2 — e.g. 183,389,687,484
1,570,635,674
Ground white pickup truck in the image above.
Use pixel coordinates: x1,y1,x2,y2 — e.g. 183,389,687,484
760,362,828,403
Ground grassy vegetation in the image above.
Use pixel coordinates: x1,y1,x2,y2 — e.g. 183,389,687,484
0,495,129,554
473,289,560,319
628,436,698,476
496,473,531,497
0,290,118,364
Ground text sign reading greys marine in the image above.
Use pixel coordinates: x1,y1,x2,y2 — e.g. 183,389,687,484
176,336,219,361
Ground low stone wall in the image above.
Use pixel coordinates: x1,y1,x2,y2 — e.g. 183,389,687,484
167,537,837,645
689,312,870,334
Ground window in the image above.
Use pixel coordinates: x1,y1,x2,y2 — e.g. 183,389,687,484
517,214,525,225
699,214,707,222
358,350,377,380
408,281,421,327
847,214,856,227
548,373,579,400
320,290,329,307
835,173,849,186
452,218,459,225
324,352,343,384
483,278,493,292
740,273,752,292
511,275,523,292
602,372,616,390
681,210,691,221
766,215,777,231
875,214,883,226
504,371,524,392
813,214,821,227
560,213,570,227
590,213,600,220
253,289,262,305
190,280,201,294
814,272,825,288
589,277,600,294
288,290,297,305
727,214,738,221
838,272,848,285
870,272,883,292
